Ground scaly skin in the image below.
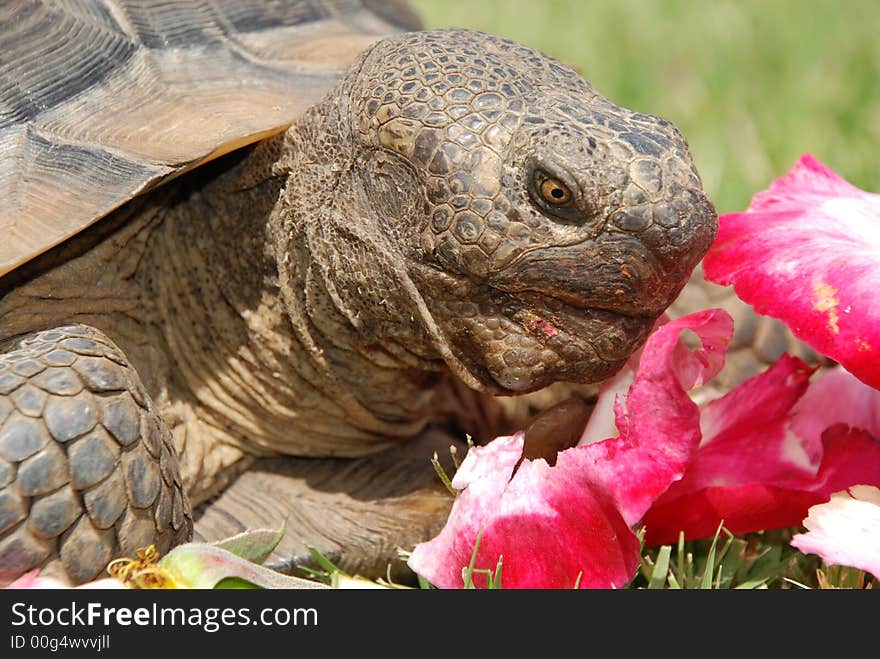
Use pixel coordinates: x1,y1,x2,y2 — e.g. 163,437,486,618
0,326,190,585
0,30,716,584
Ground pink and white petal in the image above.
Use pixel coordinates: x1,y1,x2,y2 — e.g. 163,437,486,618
640,361,880,545
791,485,880,579
578,358,634,446
789,367,880,454
642,424,880,545
576,309,733,525
4,570,62,589
476,458,640,589
407,433,524,589
802,425,880,498
4,570,125,589
407,433,640,589
704,154,880,389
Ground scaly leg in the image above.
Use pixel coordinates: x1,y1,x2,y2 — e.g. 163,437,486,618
0,324,191,585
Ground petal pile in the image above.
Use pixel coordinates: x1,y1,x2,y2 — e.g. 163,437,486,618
407,310,732,589
409,314,880,586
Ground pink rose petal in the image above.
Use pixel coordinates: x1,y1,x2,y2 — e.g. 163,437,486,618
476,452,641,588
408,309,733,589
665,355,816,495
789,367,880,450
791,485,880,579
803,425,880,499
704,153,880,389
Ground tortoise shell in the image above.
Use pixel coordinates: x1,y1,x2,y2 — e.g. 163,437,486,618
0,0,419,277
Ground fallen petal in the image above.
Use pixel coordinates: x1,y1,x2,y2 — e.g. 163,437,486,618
788,366,880,454
791,485,880,579
704,154,880,389
577,309,732,525
407,433,641,589
644,484,826,543
159,543,327,589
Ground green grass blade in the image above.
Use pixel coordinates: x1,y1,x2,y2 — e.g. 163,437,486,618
648,545,672,589
489,557,503,589
700,522,725,589
306,546,345,575
431,452,456,496
676,531,686,585
462,527,485,588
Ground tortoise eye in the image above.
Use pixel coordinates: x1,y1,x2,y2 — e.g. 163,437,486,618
535,172,573,206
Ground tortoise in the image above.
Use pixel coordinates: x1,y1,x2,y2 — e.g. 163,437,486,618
0,0,809,586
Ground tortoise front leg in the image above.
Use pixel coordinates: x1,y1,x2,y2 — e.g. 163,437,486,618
0,324,191,585
194,428,462,583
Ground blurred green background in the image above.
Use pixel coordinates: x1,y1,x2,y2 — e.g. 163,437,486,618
409,0,880,213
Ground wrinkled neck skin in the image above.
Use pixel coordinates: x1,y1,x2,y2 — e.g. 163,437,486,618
267,79,477,438
147,79,466,457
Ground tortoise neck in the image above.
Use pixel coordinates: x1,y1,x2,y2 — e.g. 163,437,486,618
147,126,446,456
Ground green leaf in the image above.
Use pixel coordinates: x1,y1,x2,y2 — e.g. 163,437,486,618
734,577,770,590
159,543,327,589
296,547,350,585
676,531,686,586
212,523,286,565
214,577,262,589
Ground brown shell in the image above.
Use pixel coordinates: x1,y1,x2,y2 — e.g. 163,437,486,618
0,0,419,277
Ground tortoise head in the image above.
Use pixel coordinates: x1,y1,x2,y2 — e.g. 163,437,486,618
316,29,716,394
